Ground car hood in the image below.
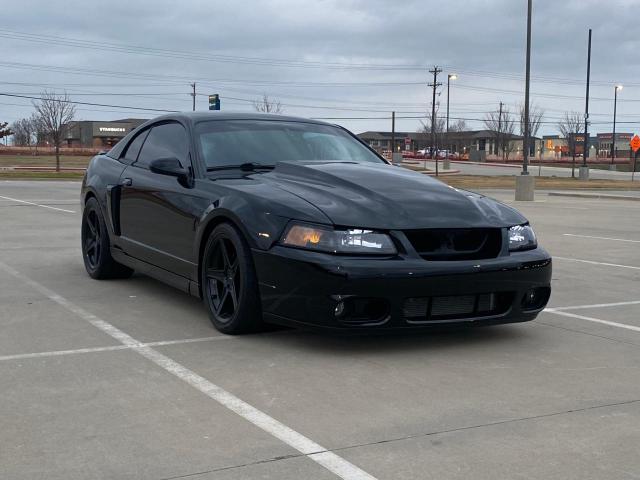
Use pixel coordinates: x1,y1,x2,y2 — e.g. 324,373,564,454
258,161,526,229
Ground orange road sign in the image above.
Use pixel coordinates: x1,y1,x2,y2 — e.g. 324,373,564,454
631,135,640,153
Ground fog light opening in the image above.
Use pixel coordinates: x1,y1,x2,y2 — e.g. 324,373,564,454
332,297,390,326
521,287,550,311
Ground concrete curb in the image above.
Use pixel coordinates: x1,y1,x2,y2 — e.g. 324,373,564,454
407,169,461,176
449,160,521,168
548,192,640,202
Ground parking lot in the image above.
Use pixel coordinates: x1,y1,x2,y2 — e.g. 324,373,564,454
1,180,639,480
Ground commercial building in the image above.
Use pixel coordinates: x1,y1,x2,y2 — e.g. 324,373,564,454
542,134,631,159
597,133,633,158
64,118,148,148
358,130,541,161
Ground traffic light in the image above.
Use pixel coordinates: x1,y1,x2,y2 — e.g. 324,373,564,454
208,94,220,111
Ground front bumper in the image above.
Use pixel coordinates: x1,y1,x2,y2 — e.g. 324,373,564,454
253,246,552,332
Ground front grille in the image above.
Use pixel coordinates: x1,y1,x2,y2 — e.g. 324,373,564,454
404,228,502,261
431,295,476,317
403,292,513,323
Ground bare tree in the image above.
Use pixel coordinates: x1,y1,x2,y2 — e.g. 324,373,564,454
32,113,48,154
0,121,12,145
253,94,283,114
12,115,42,153
518,103,544,138
484,105,516,160
558,111,584,178
418,115,445,151
11,118,34,147
448,119,468,132
32,91,76,171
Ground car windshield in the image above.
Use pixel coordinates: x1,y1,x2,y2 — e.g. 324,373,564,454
195,120,384,169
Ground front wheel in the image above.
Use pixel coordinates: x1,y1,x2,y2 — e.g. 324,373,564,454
201,223,263,334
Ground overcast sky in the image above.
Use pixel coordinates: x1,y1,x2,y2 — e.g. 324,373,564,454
2,0,640,136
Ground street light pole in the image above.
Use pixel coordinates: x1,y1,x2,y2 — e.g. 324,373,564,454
446,74,457,134
522,0,532,176
582,28,592,177
610,85,622,168
515,0,535,201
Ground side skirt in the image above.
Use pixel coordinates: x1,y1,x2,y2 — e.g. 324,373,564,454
111,247,198,296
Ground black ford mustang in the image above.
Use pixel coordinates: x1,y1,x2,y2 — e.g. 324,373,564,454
81,112,551,334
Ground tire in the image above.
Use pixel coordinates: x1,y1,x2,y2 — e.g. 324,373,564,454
81,197,134,280
201,223,263,334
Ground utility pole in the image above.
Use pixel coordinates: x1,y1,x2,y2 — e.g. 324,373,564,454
429,66,442,176
581,28,592,179
191,82,196,111
391,111,395,163
498,101,503,158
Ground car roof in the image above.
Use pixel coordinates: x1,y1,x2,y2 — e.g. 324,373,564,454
140,111,335,128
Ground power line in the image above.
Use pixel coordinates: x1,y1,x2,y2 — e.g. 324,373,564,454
445,66,634,88
455,83,640,103
0,29,426,71
5,92,640,128
5,28,640,88
6,28,640,88
4,90,636,125
0,93,178,113
0,61,428,89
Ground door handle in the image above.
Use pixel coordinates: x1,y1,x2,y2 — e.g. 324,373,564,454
121,178,133,187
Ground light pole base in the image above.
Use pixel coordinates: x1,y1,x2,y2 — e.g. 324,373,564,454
391,153,403,166
579,166,590,180
443,159,451,170
609,164,617,171
515,174,535,201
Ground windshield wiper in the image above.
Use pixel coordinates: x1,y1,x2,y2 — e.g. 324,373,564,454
207,162,276,172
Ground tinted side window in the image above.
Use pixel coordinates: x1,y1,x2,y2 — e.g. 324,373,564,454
135,123,188,169
122,129,149,164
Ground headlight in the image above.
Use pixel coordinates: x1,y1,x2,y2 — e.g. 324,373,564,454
281,223,397,254
508,224,537,251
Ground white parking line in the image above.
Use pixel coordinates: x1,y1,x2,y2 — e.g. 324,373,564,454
545,308,640,333
554,256,640,271
0,195,76,213
0,260,377,480
563,233,640,244
0,336,231,362
0,344,131,362
549,300,640,311
0,198,79,203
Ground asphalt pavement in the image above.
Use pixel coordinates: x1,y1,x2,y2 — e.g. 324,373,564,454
1,180,639,480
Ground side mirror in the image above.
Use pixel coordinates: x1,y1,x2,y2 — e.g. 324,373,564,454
149,158,189,181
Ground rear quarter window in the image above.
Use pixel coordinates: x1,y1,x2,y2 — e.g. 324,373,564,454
121,130,150,165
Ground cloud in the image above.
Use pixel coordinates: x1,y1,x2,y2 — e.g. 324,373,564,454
2,0,640,135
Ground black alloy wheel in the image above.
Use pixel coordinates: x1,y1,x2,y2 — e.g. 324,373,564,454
83,209,101,270
81,197,134,279
201,223,262,334
206,236,240,320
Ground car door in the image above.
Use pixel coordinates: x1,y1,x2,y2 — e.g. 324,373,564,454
118,121,199,278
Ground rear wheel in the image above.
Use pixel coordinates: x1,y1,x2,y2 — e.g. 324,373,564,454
81,197,133,279
201,223,262,334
